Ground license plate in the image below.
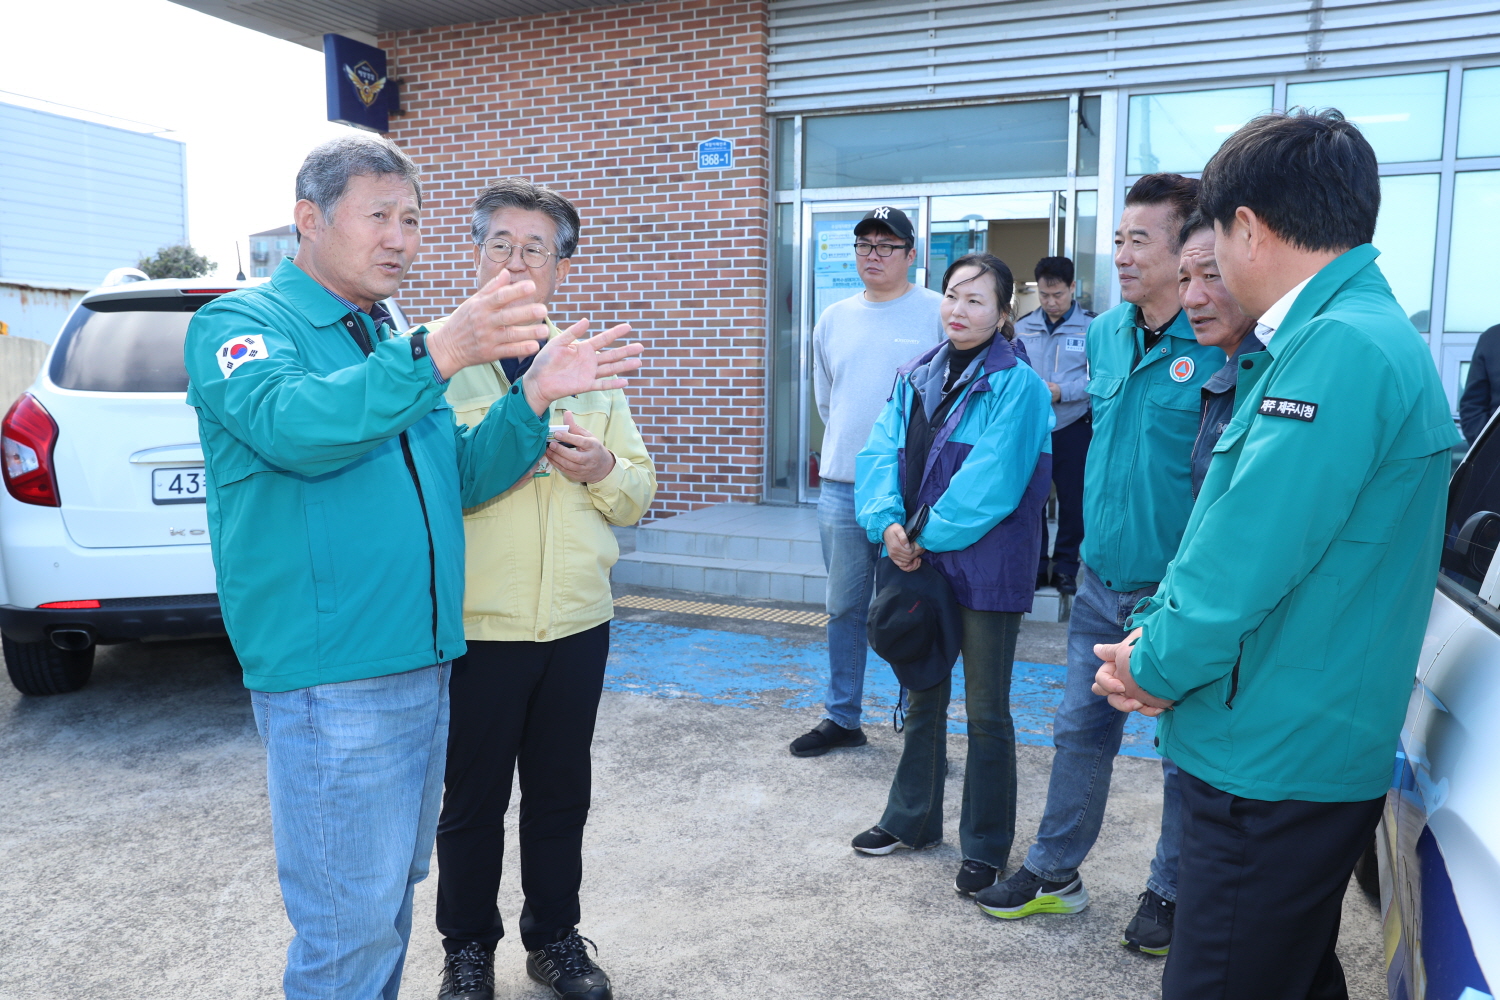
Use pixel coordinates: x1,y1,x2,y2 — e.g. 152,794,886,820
152,467,208,505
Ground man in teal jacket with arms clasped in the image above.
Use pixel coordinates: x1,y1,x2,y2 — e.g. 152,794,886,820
1094,111,1462,999
185,135,643,1000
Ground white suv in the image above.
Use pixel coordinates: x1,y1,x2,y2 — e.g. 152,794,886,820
0,276,407,695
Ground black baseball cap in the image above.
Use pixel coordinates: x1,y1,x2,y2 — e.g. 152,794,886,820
854,206,915,245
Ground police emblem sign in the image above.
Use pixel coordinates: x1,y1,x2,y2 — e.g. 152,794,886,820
324,34,397,133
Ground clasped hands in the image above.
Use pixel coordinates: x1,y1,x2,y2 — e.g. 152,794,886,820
883,523,925,573
1092,627,1175,717
425,269,644,416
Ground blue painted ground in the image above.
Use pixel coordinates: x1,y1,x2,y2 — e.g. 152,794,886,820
605,621,1160,759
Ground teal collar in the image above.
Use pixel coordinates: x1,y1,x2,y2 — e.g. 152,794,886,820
269,257,358,329
1263,244,1380,357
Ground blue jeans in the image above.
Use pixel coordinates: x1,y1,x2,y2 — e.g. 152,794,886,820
251,662,451,1000
818,479,880,730
1022,564,1181,901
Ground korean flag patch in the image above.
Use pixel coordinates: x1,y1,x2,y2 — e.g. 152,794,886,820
218,334,267,376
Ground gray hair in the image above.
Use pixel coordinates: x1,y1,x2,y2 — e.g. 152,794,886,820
295,135,423,226
470,178,580,259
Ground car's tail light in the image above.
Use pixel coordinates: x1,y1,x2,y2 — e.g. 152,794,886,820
2,393,61,507
38,600,99,609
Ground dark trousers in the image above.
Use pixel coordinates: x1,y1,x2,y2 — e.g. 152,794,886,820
1040,415,1090,578
1163,769,1384,1000
878,608,1021,869
434,623,610,953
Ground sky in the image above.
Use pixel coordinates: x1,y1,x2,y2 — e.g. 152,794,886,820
0,0,359,278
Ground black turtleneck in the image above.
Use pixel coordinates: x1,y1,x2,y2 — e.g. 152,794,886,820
944,333,996,394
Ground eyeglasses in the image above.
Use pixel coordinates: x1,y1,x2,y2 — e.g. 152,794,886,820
482,240,557,268
853,241,911,258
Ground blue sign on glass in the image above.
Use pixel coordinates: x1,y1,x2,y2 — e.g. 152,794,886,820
324,34,396,133
697,137,734,170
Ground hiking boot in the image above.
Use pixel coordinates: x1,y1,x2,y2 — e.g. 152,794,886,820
1121,888,1175,956
975,867,1089,918
954,860,999,895
790,719,868,757
526,929,612,1000
438,941,494,1000
1052,572,1077,595
851,825,933,855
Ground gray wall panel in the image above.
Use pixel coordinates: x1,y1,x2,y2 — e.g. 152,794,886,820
769,0,1500,111
0,103,187,287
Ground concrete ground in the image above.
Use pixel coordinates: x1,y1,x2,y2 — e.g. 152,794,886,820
0,590,1387,999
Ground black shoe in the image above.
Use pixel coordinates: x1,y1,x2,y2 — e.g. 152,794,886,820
1121,888,1175,956
438,941,495,1000
1052,572,1077,595
1037,568,1052,589
954,860,999,895
527,929,612,999
975,866,1090,918
789,718,868,757
850,825,930,855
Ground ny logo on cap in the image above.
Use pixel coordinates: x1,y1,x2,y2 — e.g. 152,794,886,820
873,206,891,219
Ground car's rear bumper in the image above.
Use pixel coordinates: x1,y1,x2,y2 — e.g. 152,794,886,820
0,593,223,644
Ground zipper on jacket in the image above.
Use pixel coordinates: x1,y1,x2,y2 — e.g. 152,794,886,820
1226,644,1243,708
345,313,442,663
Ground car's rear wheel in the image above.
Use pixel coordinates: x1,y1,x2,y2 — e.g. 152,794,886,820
2,633,94,695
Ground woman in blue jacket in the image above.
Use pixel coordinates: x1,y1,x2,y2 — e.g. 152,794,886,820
849,253,1055,896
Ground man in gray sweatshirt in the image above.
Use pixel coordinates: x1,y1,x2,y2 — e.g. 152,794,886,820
790,206,943,757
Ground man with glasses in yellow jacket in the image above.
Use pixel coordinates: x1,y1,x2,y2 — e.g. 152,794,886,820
430,179,656,1000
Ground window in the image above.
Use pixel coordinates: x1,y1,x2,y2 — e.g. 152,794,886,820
1076,95,1101,177
1286,72,1447,163
1445,171,1500,332
253,266,268,277
775,118,795,190
803,100,1069,188
1442,421,1500,593
1074,190,1099,313
1458,66,1500,159
49,299,210,393
276,239,289,250
1127,86,1273,174
254,241,267,253
1372,174,1439,331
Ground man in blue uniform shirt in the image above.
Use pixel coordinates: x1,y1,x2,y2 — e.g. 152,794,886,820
1014,256,1093,594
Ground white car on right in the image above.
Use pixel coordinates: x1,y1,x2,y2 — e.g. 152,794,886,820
1380,420,1500,999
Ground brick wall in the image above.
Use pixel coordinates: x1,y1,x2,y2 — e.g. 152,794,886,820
381,0,770,519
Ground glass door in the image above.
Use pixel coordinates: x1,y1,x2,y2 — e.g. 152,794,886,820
798,199,922,502
927,192,1058,317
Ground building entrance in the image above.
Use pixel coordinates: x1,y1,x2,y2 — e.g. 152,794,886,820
788,191,1062,504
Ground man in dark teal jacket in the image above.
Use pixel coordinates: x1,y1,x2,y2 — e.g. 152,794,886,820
185,136,642,1000
1095,111,1461,999
978,175,1220,959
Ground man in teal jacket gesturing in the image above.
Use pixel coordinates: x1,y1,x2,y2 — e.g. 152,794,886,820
185,135,642,1000
1094,111,1461,999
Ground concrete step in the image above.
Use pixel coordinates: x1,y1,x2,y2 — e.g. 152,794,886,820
636,503,820,565
612,549,826,605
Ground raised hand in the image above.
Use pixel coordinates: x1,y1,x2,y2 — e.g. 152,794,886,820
426,269,550,378
522,321,644,416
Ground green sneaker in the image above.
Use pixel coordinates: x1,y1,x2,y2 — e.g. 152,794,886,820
975,867,1089,919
